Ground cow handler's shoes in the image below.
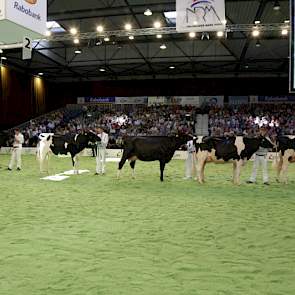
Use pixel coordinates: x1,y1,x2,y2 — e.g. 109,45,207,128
7,167,12,171
246,180,254,184
17,168,21,171
264,182,270,185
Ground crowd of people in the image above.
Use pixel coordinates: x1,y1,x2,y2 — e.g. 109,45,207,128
15,103,295,148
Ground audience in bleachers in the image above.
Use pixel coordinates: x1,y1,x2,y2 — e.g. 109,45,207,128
17,103,295,147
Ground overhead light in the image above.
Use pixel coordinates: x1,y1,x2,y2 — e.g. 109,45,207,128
73,38,79,44
70,27,78,35
45,30,51,37
160,44,167,50
252,29,260,37
221,19,227,25
75,49,82,54
1,56,7,60
273,0,280,11
189,32,196,38
164,11,177,19
156,34,162,39
129,35,134,40
95,40,102,46
99,68,106,72
254,20,261,24
255,40,261,47
284,20,290,24
96,25,104,33
125,23,132,31
244,65,249,69
154,21,161,29
169,66,175,69
282,29,288,36
217,31,224,37
144,9,153,16
104,37,110,42
38,72,44,76
0,49,3,53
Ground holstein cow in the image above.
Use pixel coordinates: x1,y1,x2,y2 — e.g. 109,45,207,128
195,136,274,185
273,136,295,183
38,131,100,173
118,134,192,181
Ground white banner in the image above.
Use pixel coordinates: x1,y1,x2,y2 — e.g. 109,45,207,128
173,96,200,106
6,0,47,35
0,0,5,20
115,97,147,104
199,96,224,106
176,0,226,32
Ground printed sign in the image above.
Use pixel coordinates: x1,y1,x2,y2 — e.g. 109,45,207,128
176,0,226,32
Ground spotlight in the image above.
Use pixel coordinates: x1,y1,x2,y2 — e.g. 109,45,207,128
45,30,51,37
160,44,167,50
255,40,261,47
154,21,161,29
254,20,261,25
273,0,280,11
129,36,134,40
282,29,288,36
252,29,260,37
189,32,196,38
144,9,152,16
73,38,79,44
99,68,106,72
125,23,132,31
0,49,3,53
169,66,175,69
70,27,78,35
104,37,110,42
284,20,290,24
96,25,104,33
216,31,224,37
38,72,44,76
95,40,102,46
1,56,7,60
156,34,162,39
75,49,82,54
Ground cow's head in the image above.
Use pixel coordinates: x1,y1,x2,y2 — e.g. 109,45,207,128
86,131,101,143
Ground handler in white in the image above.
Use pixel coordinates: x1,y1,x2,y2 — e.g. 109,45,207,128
95,127,109,175
8,129,24,171
247,127,270,185
184,139,196,179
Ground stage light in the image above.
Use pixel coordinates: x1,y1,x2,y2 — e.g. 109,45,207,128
189,32,196,38
125,23,132,31
45,30,51,37
1,56,7,60
73,38,79,44
144,9,152,16
96,25,104,33
255,40,261,47
104,37,110,42
99,68,106,72
156,34,162,39
75,49,82,54
217,31,224,37
252,29,260,37
38,72,44,76
281,29,288,36
129,36,134,40
154,21,161,29
70,27,78,35
160,44,167,50
254,20,261,24
169,66,175,69
273,0,280,11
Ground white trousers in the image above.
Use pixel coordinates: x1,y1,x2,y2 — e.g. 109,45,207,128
9,147,22,169
96,147,106,174
185,152,196,178
249,155,269,183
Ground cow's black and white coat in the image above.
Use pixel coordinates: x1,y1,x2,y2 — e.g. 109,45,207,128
118,135,192,181
38,132,100,173
194,136,274,185
274,136,295,183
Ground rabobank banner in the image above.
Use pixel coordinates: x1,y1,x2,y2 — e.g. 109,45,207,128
5,0,47,35
77,97,116,104
176,0,226,32
258,96,295,102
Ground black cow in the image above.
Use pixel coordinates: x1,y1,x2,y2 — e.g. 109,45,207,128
273,136,295,183
117,134,192,181
194,135,274,185
38,131,100,173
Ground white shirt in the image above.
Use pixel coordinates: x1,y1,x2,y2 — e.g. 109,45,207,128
13,133,24,148
187,140,195,153
98,132,109,148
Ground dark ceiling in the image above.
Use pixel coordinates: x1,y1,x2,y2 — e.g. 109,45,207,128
1,0,291,81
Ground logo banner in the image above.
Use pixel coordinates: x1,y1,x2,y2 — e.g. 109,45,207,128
115,97,148,104
176,0,226,32
78,97,116,104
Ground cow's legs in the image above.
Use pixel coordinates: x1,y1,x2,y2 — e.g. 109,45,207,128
130,160,136,179
232,161,237,184
280,158,289,184
117,150,131,179
73,155,79,174
196,158,205,184
159,161,166,182
234,160,243,185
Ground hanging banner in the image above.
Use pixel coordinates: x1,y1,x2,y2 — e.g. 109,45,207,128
176,0,226,32
77,97,116,104
290,0,295,92
199,96,224,106
228,96,249,105
115,97,148,104
258,96,295,102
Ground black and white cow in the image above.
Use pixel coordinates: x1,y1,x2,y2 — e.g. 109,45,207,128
118,134,192,181
194,136,274,185
38,132,100,173
273,136,295,183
